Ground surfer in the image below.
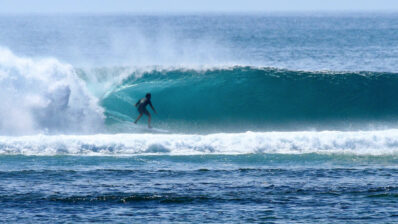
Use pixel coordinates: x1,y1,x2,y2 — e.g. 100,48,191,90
134,93,157,128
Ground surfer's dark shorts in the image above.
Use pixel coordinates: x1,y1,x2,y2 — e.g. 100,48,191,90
138,107,150,116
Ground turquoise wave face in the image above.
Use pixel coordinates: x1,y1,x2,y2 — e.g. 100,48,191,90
100,67,398,133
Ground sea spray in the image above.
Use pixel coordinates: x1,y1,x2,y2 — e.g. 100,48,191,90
0,48,104,135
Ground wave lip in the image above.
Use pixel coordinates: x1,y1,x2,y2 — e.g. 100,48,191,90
1,130,398,156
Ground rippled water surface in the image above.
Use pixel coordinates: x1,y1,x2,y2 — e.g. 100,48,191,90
0,155,397,223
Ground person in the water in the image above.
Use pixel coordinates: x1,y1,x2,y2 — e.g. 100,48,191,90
134,93,157,128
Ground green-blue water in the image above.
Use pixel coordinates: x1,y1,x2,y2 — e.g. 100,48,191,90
99,67,398,133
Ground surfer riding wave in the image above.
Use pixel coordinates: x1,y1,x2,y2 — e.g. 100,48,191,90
134,93,157,128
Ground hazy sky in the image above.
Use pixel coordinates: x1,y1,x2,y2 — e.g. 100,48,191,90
1,0,398,14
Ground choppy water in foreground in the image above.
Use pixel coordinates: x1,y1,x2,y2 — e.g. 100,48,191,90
1,154,398,223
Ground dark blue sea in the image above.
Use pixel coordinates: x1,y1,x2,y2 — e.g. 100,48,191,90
1,13,398,223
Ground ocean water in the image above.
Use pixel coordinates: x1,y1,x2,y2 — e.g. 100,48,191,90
1,13,398,223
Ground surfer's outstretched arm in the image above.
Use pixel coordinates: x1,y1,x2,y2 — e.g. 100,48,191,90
151,105,157,114
135,100,140,107
149,102,157,114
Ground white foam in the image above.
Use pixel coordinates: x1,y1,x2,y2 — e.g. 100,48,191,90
0,47,104,135
1,130,398,156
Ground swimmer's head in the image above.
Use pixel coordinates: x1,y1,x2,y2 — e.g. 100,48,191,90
146,93,151,99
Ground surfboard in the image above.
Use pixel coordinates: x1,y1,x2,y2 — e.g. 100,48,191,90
133,125,170,133
147,127,170,133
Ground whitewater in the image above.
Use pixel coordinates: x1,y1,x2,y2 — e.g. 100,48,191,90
2,130,398,156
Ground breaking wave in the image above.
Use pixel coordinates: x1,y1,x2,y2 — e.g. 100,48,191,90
2,47,398,135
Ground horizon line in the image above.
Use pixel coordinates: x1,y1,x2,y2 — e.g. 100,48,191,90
1,10,398,16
